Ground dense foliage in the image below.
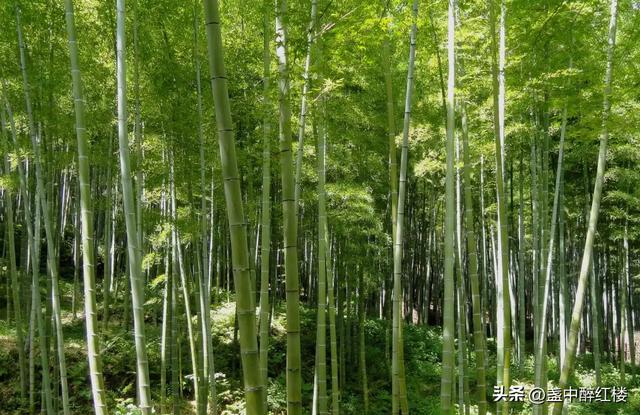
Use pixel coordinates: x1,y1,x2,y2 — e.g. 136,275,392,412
1,0,640,414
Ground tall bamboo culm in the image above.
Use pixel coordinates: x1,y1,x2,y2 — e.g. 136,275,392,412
16,5,71,414
275,0,303,412
259,0,272,412
488,1,511,412
314,56,329,414
461,102,487,415
63,0,108,412
552,1,618,413
202,0,265,413
2,88,54,414
0,96,27,404
392,1,418,414
440,1,456,412
115,0,152,412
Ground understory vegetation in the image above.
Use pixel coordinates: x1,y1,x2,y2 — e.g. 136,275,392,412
1,290,639,415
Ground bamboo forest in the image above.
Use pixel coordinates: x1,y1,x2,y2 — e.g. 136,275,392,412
3,0,640,414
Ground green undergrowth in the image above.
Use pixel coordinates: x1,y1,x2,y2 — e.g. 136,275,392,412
0,287,639,414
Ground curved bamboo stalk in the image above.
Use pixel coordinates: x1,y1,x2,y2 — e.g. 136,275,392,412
16,6,71,414
2,88,54,414
201,0,264,413
393,2,418,414
551,1,618,413
535,99,568,415
63,1,108,412
293,0,318,207
192,3,218,413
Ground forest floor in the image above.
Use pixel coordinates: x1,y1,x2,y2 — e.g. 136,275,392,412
1,281,639,414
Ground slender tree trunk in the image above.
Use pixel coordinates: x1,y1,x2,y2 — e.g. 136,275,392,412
170,155,203,412
383,24,403,404
63,1,108,412
552,1,618,413
620,224,629,382
558,166,567,373
440,1,456,413
202,1,264,413
530,131,540,355
116,0,152,411
535,98,567,415
393,2,418,414
314,58,329,415
293,0,318,207
72,204,80,321
134,16,144,258
258,1,272,412
103,134,114,328
16,6,71,414
2,89,52,413
588,171,606,386
537,97,550,415
455,112,470,415
461,100,487,415
358,271,368,414
480,157,490,356
489,2,511,411
383,26,398,412
192,4,217,413
518,152,526,367
170,250,179,415
384,24,397,249
32,194,54,415
326,239,340,415
453,5,488,409
161,242,170,413
0,107,27,403
275,1,303,412
626,226,636,379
